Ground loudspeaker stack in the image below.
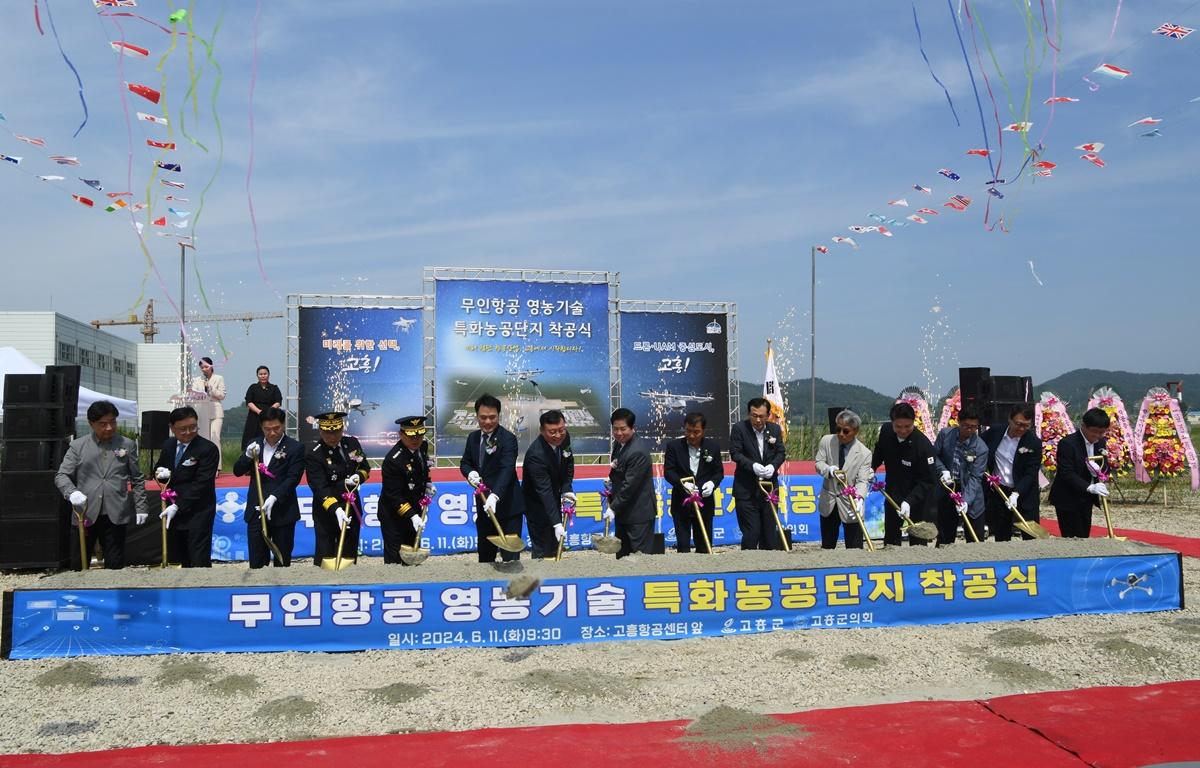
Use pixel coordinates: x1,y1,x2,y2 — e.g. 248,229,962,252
0,366,80,569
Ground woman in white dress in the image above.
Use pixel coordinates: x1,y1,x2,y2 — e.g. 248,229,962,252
192,356,227,468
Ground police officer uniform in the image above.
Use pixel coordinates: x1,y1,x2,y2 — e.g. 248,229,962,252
304,411,370,565
379,416,433,564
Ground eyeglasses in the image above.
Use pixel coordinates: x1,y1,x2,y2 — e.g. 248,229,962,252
544,428,567,437
174,425,198,434
837,427,856,435
1010,420,1032,429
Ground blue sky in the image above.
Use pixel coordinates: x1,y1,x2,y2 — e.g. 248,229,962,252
2,0,1197,406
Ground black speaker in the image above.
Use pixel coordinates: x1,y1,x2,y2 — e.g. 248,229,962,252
45,365,81,410
0,471,63,518
1,439,70,472
827,407,848,433
2,407,70,439
0,513,69,569
3,374,59,407
141,410,170,450
985,401,1030,429
989,376,1031,402
958,367,990,407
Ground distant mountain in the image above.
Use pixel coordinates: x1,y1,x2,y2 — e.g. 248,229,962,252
1034,369,1197,413
738,377,894,425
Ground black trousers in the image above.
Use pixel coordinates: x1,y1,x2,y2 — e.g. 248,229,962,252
883,501,929,546
526,510,558,559
671,503,715,553
312,511,359,565
820,511,863,549
69,515,127,570
936,497,985,545
1056,503,1095,538
166,515,214,567
616,518,654,558
986,485,1040,541
476,512,522,563
246,519,295,567
734,493,784,550
379,510,420,564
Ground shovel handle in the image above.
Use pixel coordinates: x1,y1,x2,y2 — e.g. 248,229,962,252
830,472,874,552
253,458,286,565
759,480,791,551
73,506,88,572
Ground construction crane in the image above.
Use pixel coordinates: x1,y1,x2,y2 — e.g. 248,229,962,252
90,298,284,343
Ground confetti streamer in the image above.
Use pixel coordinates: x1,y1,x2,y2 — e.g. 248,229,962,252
41,0,89,137
1028,260,1044,286
912,3,961,126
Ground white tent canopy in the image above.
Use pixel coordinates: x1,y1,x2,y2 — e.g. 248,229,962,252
0,346,138,421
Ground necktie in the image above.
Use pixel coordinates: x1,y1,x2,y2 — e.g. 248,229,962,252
174,442,186,468
839,442,848,469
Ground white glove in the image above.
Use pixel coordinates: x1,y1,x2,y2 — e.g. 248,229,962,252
261,495,277,521
135,512,148,525
940,470,952,484
335,507,350,528
344,473,362,491
155,467,172,483
824,465,839,478
899,501,911,518
69,491,87,507
955,502,968,516
160,504,178,528
245,443,261,459
425,483,437,496
484,493,499,515
683,481,698,494
751,462,768,478
553,523,565,540
1087,482,1109,498
411,514,426,532
852,497,865,518
1005,492,1019,512
602,508,615,523
701,481,715,497
467,470,482,486
561,491,576,506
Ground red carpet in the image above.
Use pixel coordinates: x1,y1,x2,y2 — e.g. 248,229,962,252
4,681,1197,767
1040,519,1200,558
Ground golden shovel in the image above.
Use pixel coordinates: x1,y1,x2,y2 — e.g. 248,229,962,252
1088,456,1126,541
940,477,980,543
252,456,287,565
680,476,713,554
470,481,524,553
398,503,431,566
872,481,938,541
71,504,89,572
830,471,875,552
320,511,355,571
593,483,623,554
759,480,792,551
157,480,182,569
984,474,1050,539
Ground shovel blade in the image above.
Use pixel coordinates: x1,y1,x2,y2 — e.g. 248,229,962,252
1015,521,1051,540
398,546,430,566
487,534,525,554
319,557,355,571
593,535,622,555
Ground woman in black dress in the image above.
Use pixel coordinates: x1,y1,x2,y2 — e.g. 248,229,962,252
241,365,283,448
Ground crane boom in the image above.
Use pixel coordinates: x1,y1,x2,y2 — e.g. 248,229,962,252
90,299,283,342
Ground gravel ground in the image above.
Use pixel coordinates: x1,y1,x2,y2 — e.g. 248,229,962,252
1,489,1197,755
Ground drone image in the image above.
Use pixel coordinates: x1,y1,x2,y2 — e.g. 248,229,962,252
392,317,417,332
1110,573,1153,600
505,368,545,382
639,390,715,411
347,397,380,414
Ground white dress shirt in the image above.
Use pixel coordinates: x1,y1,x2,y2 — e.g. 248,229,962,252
995,433,1020,486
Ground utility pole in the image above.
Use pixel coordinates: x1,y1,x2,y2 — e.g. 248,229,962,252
810,245,817,436
179,240,194,394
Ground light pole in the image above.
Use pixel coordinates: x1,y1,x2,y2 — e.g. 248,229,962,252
178,241,194,394
810,245,816,441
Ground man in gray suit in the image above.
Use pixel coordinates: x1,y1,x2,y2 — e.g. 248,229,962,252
606,408,656,558
55,400,148,569
814,409,874,549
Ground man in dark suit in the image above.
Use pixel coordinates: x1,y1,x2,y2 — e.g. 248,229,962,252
1049,407,1111,538
233,407,305,567
305,411,371,566
522,410,576,559
663,412,724,553
729,397,786,550
606,407,656,557
153,405,219,567
379,416,433,564
871,401,937,547
982,403,1043,541
460,393,524,562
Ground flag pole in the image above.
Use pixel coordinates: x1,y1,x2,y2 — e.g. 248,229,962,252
810,245,816,442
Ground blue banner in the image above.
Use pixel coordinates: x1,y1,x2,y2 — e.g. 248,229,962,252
209,474,880,561
432,278,611,458
618,311,731,451
297,305,423,459
4,553,1180,658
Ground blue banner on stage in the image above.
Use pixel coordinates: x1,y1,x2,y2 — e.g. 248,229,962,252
618,310,731,451
432,278,611,459
297,304,423,459
3,553,1181,659
209,474,882,561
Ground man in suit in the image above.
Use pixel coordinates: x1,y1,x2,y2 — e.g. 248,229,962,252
305,411,371,565
663,412,724,553
983,403,1042,541
729,398,786,550
522,410,576,559
232,407,305,567
814,409,874,549
379,416,433,564
153,405,220,567
55,400,148,569
932,404,989,545
872,401,937,546
606,407,656,557
460,394,524,562
1049,407,1111,538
